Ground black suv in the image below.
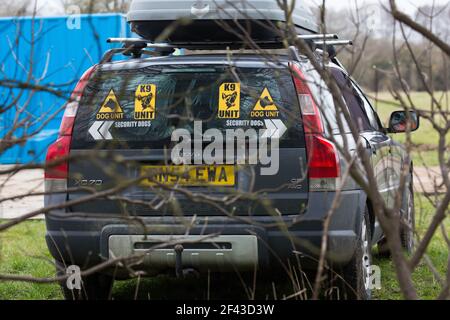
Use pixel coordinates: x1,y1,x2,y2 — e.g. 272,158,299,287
44,47,418,300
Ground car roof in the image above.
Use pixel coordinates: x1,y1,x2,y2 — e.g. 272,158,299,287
99,53,293,72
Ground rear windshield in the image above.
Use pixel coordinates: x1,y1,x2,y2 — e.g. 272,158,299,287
72,64,304,149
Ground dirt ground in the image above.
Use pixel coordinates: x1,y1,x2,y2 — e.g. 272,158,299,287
413,166,446,194
0,165,444,219
0,166,44,219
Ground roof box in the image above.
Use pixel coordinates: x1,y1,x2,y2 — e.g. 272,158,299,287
127,0,319,45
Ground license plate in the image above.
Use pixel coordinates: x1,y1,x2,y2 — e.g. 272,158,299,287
140,165,235,186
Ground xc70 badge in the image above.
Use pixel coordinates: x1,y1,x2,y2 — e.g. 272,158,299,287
74,179,103,186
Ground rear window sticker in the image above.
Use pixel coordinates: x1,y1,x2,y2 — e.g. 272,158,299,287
262,119,287,139
251,87,280,118
134,84,156,120
89,121,114,140
96,89,124,120
218,82,240,119
114,121,152,129
225,119,265,128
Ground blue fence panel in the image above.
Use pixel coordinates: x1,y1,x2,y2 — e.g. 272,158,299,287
0,14,130,164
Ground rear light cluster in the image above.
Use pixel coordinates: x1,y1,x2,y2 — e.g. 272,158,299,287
44,66,96,186
291,64,341,191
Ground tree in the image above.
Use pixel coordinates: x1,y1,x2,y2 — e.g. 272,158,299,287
0,0,449,301
63,0,131,13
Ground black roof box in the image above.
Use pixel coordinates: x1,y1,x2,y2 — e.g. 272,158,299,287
127,0,319,45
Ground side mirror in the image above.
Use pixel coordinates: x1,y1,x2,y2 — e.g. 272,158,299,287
388,111,420,133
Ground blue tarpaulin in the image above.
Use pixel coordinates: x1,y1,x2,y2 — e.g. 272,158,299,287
0,13,131,164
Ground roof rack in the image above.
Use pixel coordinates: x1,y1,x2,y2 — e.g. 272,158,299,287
101,38,176,63
295,34,353,59
101,34,353,63
312,40,353,59
298,34,338,41
314,40,353,46
107,38,175,48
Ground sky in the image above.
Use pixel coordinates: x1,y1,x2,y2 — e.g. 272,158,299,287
7,0,66,16
323,0,449,14
14,0,450,16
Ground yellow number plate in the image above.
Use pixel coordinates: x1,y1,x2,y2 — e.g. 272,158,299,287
140,165,235,186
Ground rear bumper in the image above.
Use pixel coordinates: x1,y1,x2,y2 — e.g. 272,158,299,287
109,234,259,272
45,190,365,276
46,217,357,274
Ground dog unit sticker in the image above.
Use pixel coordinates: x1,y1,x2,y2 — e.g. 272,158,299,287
134,84,156,120
251,87,280,118
218,82,240,119
96,89,124,120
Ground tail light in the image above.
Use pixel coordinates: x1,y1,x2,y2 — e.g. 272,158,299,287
45,136,71,180
305,134,340,179
291,63,340,191
45,66,96,187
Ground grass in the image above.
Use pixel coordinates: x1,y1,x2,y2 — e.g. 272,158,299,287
0,193,447,300
372,194,450,299
0,221,61,300
369,91,450,167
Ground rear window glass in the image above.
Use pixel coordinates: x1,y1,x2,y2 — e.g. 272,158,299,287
329,68,372,132
72,64,304,149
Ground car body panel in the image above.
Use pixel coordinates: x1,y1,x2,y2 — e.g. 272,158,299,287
44,53,412,276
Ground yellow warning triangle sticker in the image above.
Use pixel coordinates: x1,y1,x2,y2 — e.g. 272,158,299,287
98,89,123,113
253,88,278,111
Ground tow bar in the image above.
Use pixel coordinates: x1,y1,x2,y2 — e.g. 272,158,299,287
174,244,184,278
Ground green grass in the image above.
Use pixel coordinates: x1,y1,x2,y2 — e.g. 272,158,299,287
369,91,450,167
372,194,450,299
0,221,61,300
0,194,447,300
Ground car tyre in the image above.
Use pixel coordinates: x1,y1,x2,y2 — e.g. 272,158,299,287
377,184,415,257
376,237,391,258
400,188,415,254
340,207,372,300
